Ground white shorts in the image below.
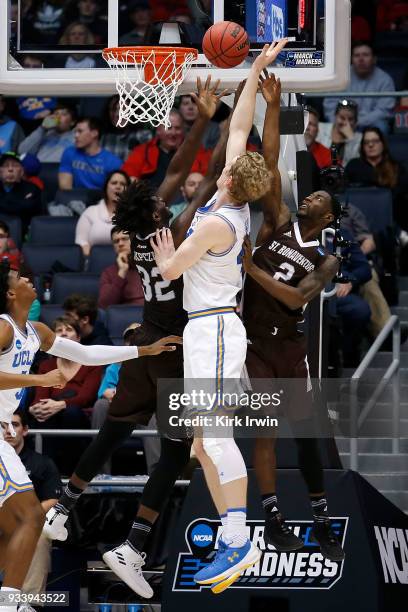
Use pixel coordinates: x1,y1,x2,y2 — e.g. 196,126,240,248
183,309,247,413
0,438,33,508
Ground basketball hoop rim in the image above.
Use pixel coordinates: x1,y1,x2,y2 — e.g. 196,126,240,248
102,46,198,65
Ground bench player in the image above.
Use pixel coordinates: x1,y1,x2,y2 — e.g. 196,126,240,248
242,73,345,562
0,262,178,612
43,77,231,598
152,40,288,593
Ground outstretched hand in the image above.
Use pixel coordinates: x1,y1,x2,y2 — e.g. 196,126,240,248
150,228,175,271
259,71,281,105
242,235,255,274
253,38,288,72
146,335,183,356
192,76,229,120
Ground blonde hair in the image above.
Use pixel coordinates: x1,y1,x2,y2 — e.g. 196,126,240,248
59,22,95,45
229,152,272,203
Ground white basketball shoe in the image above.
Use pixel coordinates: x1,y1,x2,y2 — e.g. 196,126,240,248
102,543,154,599
43,507,68,541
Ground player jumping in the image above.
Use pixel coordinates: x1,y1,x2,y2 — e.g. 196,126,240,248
0,263,178,612
152,39,288,593
43,77,231,599
242,72,345,562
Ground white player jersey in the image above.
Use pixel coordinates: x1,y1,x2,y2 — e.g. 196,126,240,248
0,314,41,423
183,193,250,312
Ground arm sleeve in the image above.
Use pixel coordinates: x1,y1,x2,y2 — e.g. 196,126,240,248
357,74,396,127
63,366,102,409
98,363,120,398
75,208,93,246
59,147,74,174
98,266,126,309
18,126,46,156
11,123,26,152
121,145,143,178
346,241,372,287
323,97,338,123
46,336,139,364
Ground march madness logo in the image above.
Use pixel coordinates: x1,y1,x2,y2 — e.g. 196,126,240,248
172,518,348,591
285,51,324,67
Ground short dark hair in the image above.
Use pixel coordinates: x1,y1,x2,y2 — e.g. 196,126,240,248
0,259,10,314
304,105,320,120
103,169,130,201
13,408,28,428
63,293,98,325
55,101,77,121
76,116,103,139
0,220,10,236
335,99,358,120
52,315,81,337
330,195,343,224
351,40,375,55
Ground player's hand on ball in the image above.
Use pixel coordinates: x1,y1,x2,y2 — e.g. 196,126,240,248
254,39,288,71
142,336,183,356
40,368,67,389
192,76,228,120
242,235,255,274
259,71,281,105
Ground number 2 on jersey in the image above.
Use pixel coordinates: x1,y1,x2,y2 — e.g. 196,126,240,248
136,265,175,302
273,262,295,282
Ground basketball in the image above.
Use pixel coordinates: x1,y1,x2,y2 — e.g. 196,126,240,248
202,21,250,68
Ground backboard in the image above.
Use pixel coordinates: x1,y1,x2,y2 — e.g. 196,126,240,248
1,0,350,95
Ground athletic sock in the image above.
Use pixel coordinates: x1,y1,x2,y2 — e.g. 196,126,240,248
126,517,153,552
224,507,248,548
261,493,279,516
220,513,227,528
0,586,20,609
310,494,329,523
54,482,84,516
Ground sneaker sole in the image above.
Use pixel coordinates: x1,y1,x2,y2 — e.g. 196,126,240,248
196,545,261,585
310,533,346,563
211,570,242,594
102,552,154,599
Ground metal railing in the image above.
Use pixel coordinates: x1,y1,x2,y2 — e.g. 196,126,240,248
349,315,401,471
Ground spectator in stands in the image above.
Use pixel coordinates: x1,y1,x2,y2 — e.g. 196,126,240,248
304,106,332,169
345,127,408,231
0,219,23,270
19,102,76,163
20,152,44,190
335,227,372,367
20,54,44,69
75,169,130,256
16,95,57,135
119,0,151,45
101,95,153,160
122,109,211,188
98,228,144,309
0,152,42,236
178,94,219,150
58,22,96,69
59,117,122,190
3,409,62,601
323,42,396,133
63,0,108,44
318,100,362,165
0,95,25,154
29,316,103,430
26,0,66,45
377,0,408,31
63,294,112,345
169,171,204,219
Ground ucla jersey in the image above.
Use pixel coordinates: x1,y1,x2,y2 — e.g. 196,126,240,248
183,194,250,312
0,314,41,423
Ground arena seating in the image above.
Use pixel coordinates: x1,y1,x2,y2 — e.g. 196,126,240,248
22,244,83,275
0,214,22,248
88,244,116,274
50,272,100,303
29,215,78,245
106,304,143,344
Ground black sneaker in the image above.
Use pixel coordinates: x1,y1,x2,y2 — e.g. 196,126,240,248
311,519,345,562
264,513,304,551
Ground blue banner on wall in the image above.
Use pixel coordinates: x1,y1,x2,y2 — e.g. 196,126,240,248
246,0,288,43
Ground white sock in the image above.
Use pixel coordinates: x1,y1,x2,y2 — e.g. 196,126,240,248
224,507,248,548
0,586,20,611
220,513,228,528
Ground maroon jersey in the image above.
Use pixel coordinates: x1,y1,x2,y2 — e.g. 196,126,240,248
132,231,187,336
243,220,326,332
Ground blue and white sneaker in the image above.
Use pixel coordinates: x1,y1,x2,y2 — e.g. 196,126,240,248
194,539,261,585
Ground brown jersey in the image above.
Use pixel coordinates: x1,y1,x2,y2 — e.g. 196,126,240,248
132,231,187,336
243,220,326,333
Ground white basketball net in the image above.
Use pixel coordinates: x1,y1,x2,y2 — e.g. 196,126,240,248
103,48,197,129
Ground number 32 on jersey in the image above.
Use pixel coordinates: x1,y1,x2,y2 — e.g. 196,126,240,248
136,265,175,302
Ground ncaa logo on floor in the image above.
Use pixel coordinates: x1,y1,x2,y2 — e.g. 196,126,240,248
191,523,214,548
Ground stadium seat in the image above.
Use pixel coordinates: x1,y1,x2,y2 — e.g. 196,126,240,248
0,214,22,249
39,304,65,327
88,245,116,274
345,188,393,234
55,188,102,209
376,57,406,91
106,305,143,344
21,244,83,275
39,163,60,203
29,216,78,245
388,134,408,164
50,273,100,303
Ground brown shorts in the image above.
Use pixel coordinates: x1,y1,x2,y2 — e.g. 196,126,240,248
245,325,313,421
108,321,184,424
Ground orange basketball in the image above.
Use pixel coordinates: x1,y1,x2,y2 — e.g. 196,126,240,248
202,21,250,68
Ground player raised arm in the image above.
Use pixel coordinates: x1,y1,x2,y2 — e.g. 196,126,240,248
171,82,245,247
256,71,290,246
243,236,339,309
226,39,287,164
32,322,181,361
156,76,227,205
